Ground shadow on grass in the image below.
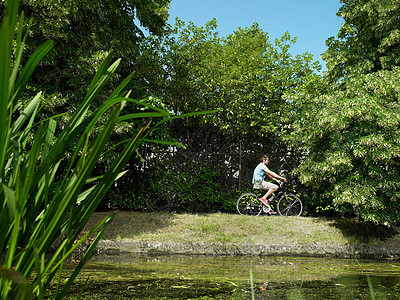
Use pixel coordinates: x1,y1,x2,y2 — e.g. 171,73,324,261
320,218,399,244
85,211,177,239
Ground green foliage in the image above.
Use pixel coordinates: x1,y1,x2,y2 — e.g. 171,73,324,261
0,0,171,120
289,0,400,223
107,161,237,213
0,0,174,183
104,18,322,212
323,0,400,83
137,19,321,144
287,67,400,225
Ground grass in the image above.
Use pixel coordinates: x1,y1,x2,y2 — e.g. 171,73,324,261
85,211,400,248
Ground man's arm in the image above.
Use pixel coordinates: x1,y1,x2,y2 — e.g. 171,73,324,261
264,173,278,182
264,168,286,182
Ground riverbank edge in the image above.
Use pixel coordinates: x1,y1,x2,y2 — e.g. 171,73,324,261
79,212,400,261
94,239,400,260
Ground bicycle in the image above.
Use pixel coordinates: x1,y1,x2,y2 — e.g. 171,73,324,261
236,182,303,216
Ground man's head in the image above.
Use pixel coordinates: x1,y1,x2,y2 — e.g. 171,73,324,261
261,155,270,164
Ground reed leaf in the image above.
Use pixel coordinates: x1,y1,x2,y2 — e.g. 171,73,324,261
0,266,32,299
8,12,26,97
11,40,52,106
11,91,42,137
0,13,11,178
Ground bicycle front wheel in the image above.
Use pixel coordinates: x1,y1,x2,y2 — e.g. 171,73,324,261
236,193,262,216
277,194,303,216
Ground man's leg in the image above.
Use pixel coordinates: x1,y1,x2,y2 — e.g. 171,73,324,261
262,188,276,200
259,182,279,214
261,182,278,203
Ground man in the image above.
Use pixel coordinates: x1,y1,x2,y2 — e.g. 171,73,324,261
252,155,286,214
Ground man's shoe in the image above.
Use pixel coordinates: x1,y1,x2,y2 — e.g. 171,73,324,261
260,197,269,205
262,204,277,215
268,209,277,215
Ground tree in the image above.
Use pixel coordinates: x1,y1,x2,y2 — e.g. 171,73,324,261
323,0,400,83
0,0,173,207
287,68,400,225
0,0,171,111
138,19,321,150
287,0,400,225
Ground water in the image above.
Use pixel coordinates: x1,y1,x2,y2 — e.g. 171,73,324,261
62,253,400,299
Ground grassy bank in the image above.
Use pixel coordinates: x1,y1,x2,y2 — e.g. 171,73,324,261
86,212,400,249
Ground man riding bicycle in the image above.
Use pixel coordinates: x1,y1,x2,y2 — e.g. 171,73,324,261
252,155,286,214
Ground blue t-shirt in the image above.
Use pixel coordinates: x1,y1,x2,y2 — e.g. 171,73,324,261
252,162,269,183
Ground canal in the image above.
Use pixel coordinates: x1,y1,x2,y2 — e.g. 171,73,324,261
61,253,400,299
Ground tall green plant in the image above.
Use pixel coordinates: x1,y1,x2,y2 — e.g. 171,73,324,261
0,1,207,298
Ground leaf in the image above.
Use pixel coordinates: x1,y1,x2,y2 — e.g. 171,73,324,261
11,92,42,137
11,41,53,106
55,214,115,300
2,183,16,220
0,266,32,299
0,12,12,176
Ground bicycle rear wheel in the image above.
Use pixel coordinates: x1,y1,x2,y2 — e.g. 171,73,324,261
277,194,303,216
236,193,262,216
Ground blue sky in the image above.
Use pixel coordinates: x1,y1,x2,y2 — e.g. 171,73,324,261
167,0,344,70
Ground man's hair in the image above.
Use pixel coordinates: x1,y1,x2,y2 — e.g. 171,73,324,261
261,155,269,161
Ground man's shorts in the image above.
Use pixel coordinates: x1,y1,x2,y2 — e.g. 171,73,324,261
253,180,278,191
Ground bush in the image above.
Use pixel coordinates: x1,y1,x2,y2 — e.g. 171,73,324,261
106,160,237,213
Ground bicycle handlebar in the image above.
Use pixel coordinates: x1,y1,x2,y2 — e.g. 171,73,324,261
276,180,285,187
